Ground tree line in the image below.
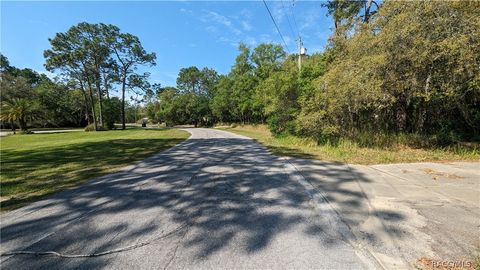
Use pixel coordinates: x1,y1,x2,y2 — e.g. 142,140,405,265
1,54,148,133
1,22,156,132
145,1,479,144
2,1,479,144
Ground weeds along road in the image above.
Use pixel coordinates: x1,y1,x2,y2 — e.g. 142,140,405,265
0,128,383,269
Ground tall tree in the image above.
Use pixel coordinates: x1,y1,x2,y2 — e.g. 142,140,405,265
322,0,364,30
251,43,286,79
199,67,219,99
110,32,156,129
176,66,202,93
44,22,114,130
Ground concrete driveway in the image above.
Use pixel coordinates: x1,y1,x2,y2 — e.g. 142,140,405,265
1,128,478,269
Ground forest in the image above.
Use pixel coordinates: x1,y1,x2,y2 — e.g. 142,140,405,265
1,1,479,146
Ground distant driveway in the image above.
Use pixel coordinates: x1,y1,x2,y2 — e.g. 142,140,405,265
1,128,478,269
0,129,82,136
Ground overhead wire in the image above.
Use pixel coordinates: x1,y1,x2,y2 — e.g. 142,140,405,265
289,0,301,40
281,0,297,41
262,0,291,54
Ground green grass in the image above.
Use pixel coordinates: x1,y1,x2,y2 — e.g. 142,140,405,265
217,125,480,165
0,128,190,211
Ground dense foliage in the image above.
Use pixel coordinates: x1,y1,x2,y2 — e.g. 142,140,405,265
0,55,142,132
144,1,479,143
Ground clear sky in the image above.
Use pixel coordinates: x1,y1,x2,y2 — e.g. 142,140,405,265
1,1,333,87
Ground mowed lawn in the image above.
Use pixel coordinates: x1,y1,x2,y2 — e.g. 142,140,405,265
0,128,190,211
218,125,480,165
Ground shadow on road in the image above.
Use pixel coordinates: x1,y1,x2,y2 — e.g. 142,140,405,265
1,136,406,269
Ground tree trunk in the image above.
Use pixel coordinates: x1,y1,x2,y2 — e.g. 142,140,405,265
396,93,407,132
82,64,98,131
19,118,27,132
417,105,426,133
86,78,98,131
104,73,110,100
79,80,92,125
417,69,432,133
121,75,127,130
95,75,104,127
364,0,374,23
10,120,16,134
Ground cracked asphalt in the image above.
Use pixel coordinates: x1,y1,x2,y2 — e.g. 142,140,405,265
3,128,478,269
0,128,378,270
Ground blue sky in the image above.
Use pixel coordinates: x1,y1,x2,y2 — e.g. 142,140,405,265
1,1,333,87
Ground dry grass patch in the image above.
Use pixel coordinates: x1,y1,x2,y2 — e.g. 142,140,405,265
217,125,479,165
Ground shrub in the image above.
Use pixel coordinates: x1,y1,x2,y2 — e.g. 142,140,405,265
84,124,108,132
103,98,122,130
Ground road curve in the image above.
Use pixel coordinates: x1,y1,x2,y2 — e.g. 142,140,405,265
1,128,377,269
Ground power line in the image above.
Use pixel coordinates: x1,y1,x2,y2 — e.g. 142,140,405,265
262,0,291,54
281,0,297,40
289,0,301,39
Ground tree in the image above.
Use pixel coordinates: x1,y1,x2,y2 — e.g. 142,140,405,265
251,43,286,80
0,73,40,133
210,75,234,122
296,0,480,140
200,67,220,99
225,43,259,123
257,60,300,134
0,53,11,73
157,87,178,126
103,97,122,129
36,80,86,127
176,66,202,93
0,98,43,132
231,43,254,76
45,23,100,130
322,0,364,30
110,32,156,129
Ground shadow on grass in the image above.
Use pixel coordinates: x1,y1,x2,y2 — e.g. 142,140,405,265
0,137,185,211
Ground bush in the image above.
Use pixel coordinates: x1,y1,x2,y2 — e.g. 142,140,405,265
103,98,122,130
84,124,108,132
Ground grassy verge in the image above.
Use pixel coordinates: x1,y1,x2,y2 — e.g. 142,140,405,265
217,125,479,165
0,128,189,211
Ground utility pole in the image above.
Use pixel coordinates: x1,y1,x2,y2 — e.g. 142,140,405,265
297,37,306,72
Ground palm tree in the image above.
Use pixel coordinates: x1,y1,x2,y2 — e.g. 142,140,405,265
0,98,42,133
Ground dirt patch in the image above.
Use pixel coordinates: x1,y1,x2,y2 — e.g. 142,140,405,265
422,168,464,180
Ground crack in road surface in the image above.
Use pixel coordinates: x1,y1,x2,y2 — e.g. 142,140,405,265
1,128,379,269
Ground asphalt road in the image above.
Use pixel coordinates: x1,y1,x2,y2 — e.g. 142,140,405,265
0,128,378,270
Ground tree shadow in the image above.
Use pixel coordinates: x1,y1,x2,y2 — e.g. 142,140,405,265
288,158,412,254
1,137,185,211
0,135,407,269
